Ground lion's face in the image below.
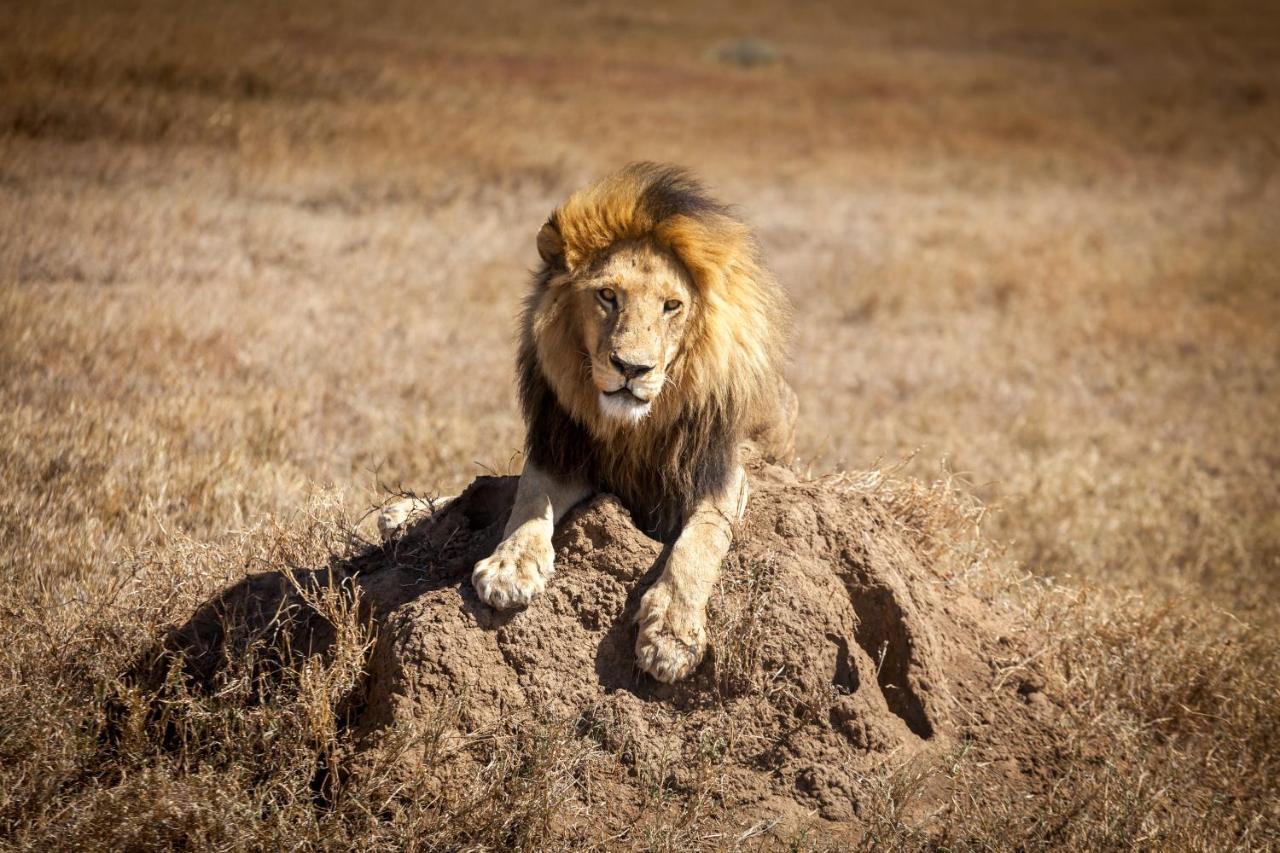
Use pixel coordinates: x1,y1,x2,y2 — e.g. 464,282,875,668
572,240,694,425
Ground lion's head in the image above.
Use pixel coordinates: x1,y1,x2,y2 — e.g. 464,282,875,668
525,163,787,433
542,237,693,425
517,163,789,534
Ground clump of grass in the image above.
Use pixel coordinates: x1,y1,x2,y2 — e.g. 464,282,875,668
707,552,780,699
709,37,781,69
0,494,604,850
838,585,1280,850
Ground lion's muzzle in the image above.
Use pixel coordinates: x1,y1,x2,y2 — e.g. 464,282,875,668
609,353,654,381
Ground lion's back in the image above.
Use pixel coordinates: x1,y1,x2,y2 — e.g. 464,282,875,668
746,376,798,464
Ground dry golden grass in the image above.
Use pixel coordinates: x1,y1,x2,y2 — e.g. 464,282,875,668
2,0,1278,848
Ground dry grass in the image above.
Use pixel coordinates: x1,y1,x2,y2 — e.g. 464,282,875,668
2,0,1278,848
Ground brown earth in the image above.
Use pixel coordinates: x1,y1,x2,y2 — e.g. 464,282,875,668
168,465,1057,838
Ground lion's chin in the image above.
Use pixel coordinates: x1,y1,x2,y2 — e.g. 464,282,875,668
598,390,653,425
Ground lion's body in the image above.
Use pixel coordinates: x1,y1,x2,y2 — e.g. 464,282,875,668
465,163,795,682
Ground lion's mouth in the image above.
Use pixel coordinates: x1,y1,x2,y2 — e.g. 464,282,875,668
599,386,653,424
603,387,649,404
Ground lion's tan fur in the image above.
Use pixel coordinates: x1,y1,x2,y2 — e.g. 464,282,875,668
522,163,793,532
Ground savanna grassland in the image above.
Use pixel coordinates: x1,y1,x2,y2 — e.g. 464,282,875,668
2,0,1278,849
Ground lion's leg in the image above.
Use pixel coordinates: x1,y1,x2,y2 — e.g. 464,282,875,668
634,464,747,683
472,461,592,610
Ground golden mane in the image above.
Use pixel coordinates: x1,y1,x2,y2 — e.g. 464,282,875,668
518,163,791,537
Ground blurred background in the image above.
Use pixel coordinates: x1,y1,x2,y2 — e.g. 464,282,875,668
2,0,1277,617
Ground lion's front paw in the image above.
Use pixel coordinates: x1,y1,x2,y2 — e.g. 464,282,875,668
634,583,707,683
472,533,555,611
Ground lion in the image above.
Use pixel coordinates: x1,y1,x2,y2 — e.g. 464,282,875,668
386,163,796,682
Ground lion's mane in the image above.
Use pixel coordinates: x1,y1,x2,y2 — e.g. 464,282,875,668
517,163,790,538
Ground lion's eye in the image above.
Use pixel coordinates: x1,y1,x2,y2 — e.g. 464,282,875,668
597,288,617,306
663,299,682,313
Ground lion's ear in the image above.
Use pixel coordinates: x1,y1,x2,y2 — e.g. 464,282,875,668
536,218,565,267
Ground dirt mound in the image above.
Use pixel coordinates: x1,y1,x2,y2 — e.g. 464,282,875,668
169,465,1056,834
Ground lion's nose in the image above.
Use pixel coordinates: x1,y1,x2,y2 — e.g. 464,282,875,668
610,353,654,381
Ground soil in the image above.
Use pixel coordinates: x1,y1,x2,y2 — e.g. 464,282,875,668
168,464,1061,837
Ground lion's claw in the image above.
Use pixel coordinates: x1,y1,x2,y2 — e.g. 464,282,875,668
634,583,707,682
636,630,705,683
472,534,554,610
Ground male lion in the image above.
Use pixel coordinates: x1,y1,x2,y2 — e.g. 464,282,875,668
395,163,796,682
